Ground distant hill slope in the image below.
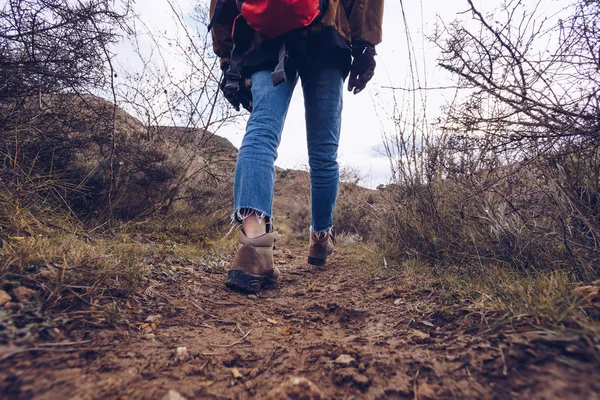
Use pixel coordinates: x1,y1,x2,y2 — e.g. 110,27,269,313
3,92,378,232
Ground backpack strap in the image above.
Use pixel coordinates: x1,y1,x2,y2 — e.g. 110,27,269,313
207,0,227,31
271,41,289,86
207,0,223,31
343,0,355,18
224,16,252,92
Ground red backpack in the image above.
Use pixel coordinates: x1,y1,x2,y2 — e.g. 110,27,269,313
239,0,328,38
209,0,330,93
210,0,329,39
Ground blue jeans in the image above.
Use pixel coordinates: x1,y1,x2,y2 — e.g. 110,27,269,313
233,62,344,232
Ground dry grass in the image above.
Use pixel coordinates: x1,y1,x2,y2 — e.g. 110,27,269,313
372,257,595,333
0,174,238,344
1,234,148,303
335,239,385,278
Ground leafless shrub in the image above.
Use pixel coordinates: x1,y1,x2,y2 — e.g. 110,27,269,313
109,1,239,227
379,0,600,282
333,167,380,239
0,0,132,222
0,0,237,232
0,0,129,100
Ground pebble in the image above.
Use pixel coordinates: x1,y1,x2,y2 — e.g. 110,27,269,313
266,377,324,400
334,354,357,367
0,290,11,306
248,294,258,300
175,346,190,362
163,390,187,400
352,373,370,387
145,314,162,323
410,330,430,340
12,287,35,302
417,382,438,399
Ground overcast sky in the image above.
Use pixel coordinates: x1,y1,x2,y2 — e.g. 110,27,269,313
113,0,502,188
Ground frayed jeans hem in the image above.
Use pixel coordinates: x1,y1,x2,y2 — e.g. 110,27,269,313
231,207,272,225
311,226,333,234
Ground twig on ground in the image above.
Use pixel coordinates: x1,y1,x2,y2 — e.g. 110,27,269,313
413,368,420,400
210,329,253,348
199,359,210,370
236,324,246,336
191,300,218,319
35,340,92,347
0,342,98,362
498,344,508,376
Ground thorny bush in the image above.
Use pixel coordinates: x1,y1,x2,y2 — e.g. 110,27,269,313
379,0,600,285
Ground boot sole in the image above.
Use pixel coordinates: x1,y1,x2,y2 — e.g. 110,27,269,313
307,256,327,266
225,270,277,293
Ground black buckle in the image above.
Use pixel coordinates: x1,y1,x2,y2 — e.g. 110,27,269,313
224,80,240,92
224,70,241,92
226,70,241,81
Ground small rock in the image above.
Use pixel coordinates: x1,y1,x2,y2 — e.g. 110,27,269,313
4,302,15,309
333,368,371,389
163,389,186,400
393,298,404,305
249,367,260,378
145,314,162,323
12,287,35,302
352,373,370,387
248,294,258,300
0,290,11,306
417,382,438,399
266,377,324,400
175,346,189,362
410,330,430,340
334,354,357,367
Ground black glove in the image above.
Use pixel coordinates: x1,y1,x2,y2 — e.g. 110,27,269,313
220,64,253,112
347,43,376,95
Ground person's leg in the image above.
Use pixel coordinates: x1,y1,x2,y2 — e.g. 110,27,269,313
233,70,297,237
300,62,343,266
301,63,344,233
226,70,296,293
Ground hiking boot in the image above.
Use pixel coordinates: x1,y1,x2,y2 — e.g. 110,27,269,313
308,228,334,266
225,230,280,293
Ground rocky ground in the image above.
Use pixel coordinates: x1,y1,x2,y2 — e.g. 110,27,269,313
1,243,599,399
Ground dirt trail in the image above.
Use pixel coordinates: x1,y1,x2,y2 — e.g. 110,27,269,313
1,244,599,399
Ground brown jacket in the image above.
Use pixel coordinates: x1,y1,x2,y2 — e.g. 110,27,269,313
209,0,384,65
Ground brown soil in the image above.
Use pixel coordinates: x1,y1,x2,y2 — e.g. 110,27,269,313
1,245,599,399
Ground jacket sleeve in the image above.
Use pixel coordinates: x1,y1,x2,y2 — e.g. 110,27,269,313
209,0,238,66
346,0,384,46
